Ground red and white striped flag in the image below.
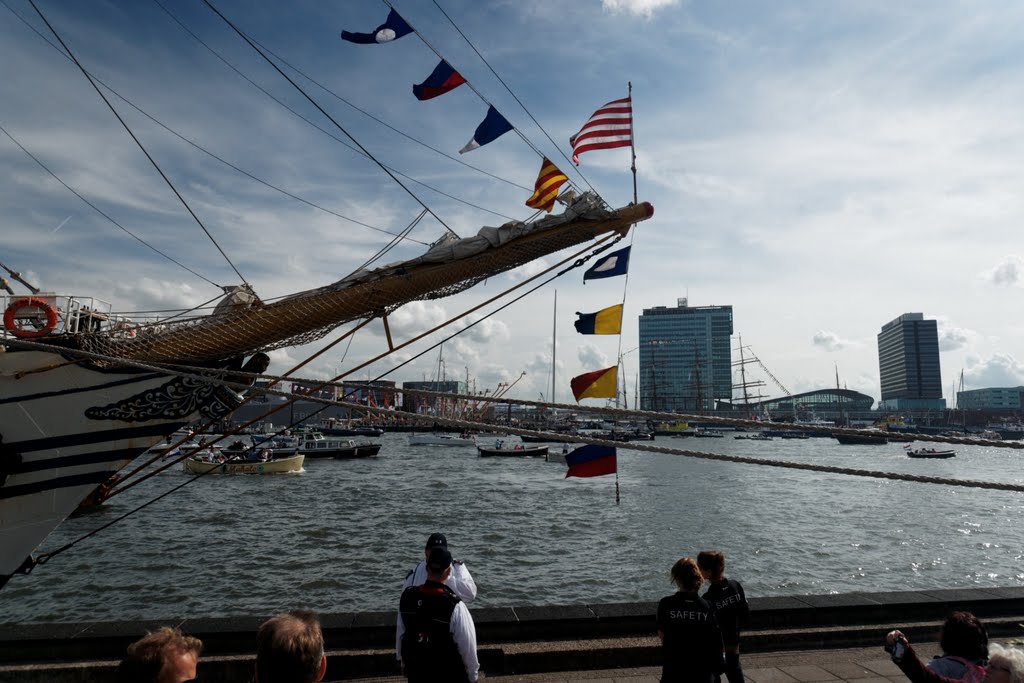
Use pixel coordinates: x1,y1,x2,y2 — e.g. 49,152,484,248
569,96,632,166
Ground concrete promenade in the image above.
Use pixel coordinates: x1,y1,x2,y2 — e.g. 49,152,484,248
346,643,933,682
2,587,1022,682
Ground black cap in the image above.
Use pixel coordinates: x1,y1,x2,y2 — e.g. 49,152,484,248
426,547,452,572
425,533,448,550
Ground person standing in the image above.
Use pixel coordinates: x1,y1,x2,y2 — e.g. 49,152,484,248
255,610,327,683
116,626,203,683
401,532,477,602
657,556,725,683
698,550,749,683
397,546,479,683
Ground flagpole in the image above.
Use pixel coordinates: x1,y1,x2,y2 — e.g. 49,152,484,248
629,81,637,206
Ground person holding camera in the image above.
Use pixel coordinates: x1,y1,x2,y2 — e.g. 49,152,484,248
882,628,1024,683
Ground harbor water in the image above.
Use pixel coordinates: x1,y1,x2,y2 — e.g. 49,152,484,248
3,434,1022,623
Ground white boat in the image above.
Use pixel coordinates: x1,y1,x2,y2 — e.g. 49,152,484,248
408,433,476,447
183,452,305,474
0,7,653,589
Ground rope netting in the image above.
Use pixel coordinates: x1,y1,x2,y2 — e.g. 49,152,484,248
67,197,652,365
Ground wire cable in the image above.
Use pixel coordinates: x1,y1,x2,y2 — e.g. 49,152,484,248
26,0,252,289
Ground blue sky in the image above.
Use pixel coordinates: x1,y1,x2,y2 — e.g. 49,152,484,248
2,0,1023,406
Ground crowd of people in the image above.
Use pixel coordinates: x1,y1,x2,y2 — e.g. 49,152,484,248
115,536,1024,683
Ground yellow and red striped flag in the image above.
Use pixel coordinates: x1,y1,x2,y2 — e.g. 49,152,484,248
525,157,568,212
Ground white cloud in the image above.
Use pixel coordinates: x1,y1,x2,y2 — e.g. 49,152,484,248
601,0,679,17
936,319,978,352
979,255,1024,287
812,330,854,352
577,343,610,369
963,353,1024,388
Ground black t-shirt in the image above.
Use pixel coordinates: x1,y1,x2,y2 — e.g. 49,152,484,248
656,591,724,681
703,578,748,646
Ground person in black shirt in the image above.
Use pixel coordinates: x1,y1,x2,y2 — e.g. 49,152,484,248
698,550,749,683
657,556,725,683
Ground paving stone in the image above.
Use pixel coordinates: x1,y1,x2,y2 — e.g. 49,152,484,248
779,664,840,681
745,667,799,683
855,658,902,677
822,662,882,679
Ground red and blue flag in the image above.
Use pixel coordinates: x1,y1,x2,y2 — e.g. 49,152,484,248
414,60,466,100
565,445,617,478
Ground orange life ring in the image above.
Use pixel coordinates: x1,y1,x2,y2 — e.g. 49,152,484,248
3,297,58,338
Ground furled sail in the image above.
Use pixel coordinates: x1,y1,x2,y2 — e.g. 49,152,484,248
74,193,653,364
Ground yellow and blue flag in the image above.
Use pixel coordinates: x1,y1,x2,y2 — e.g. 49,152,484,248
574,304,623,335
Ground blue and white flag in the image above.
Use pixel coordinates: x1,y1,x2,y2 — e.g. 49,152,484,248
583,246,631,282
459,106,514,154
340,9,413,44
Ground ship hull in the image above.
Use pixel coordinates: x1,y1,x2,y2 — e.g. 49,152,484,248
0,349,246,583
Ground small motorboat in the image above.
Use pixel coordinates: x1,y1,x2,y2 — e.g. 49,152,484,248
294,430,380,459
408,433,475,447
183,451,305,474
332,441,382,459
477,444,549,458
906,447,956,459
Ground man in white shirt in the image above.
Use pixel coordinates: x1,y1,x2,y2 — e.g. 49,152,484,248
401,532,476,602
397,547,479,682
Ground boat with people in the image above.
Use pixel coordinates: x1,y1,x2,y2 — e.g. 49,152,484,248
408,433,476,447
293,431,381,459
477,443,549,458
183,450,305,474
905,446,956,459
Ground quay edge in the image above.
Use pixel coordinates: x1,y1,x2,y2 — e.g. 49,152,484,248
3,587,1024,682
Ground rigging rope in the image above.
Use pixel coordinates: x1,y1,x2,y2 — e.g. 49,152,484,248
200,0,461,240
27,0,252,290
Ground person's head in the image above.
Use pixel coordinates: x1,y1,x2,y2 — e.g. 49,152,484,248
985,643,1024,683
423,532,447,559
696,551,725,582
669,557,704,592
116,626,203,683
426,546,453,582
255,610,326,683
938,611,988,660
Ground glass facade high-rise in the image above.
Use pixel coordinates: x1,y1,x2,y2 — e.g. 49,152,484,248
638,299,733,412
877,312,945,410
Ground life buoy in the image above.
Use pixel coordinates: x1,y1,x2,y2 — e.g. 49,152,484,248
3,297,58,338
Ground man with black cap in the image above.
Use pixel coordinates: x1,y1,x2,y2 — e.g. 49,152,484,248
401,532,477,602
397,546,479,683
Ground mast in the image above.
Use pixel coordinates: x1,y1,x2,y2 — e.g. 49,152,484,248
551,290,557,406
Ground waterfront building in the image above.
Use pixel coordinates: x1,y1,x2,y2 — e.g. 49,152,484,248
957,386,1024,410
877,312,945,410
638,298,733,412
341,380,397,408
401,380,462,414
732,388,874,415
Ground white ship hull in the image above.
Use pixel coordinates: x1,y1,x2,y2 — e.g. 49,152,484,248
0,349,246,584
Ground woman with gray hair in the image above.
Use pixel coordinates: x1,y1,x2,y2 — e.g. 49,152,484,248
885,629,1024,683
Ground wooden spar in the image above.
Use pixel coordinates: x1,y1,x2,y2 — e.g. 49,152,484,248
102,201,654,363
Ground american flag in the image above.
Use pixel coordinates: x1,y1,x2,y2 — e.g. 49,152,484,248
569,96,633,165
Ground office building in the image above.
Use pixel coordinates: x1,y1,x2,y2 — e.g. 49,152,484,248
638,298,733,412
877,312,945,410
957,386,1024,410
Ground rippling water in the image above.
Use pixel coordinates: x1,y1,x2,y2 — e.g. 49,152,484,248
3,434,1023,623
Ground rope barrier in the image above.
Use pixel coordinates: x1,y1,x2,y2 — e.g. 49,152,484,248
5,336,1023,494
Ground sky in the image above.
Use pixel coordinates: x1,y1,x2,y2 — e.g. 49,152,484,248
2,0,1023,408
